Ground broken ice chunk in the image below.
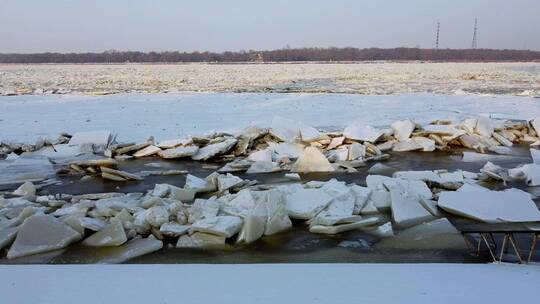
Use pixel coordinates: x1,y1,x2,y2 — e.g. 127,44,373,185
68,130,111,148
348,143,366,161
309,217,380,234
157,138,192,149
217,173,244,192
188,198,220,223
184,174,217,193
391,119,415,141
146,206,170,227
59,213,86,235
133,145,161,158
263,189,292,235
221,189,256,217
158,145,199,159
191,138,238,161
270,142,304,160
247,148,273,162
285,188,333,219
79,217,106,231
191,215,243,238
298,122,327,142
237,200,267,243
475,117,493,137
151,184,171,197
0,226,19,250
326,136,344,150
7,215,81,259
343,123,383,143
349,185,372,214
438,187,540,222
176,232,226,248
393,139,423,152
270,116,300,142
159,222,190,237
326,147,348,162
12,181,36,199
389,189,435,227
291,147,334,173
82,219,127,247
509,164,540,186
368,190,391,210
97,235,163,264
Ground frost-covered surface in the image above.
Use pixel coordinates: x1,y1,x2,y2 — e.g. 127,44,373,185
1,92,540,143
1,62,540,96
1,263,539,304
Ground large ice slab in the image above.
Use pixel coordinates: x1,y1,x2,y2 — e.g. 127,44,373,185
310,217,380,234
237,201,267,243
291,147,334,173
247,148,273,162
69,130,111,148
82,219,127,247
7,215,81,259
191,216,243,238
0,226,19,250
270,116,300,142
176,232,226,248
158,145,199,159
191,138,237,161
0,156,54,186
184,174,216,193
285,188,333,219
262,189,292,235
391,119,415,141
343,123,383,142
390,189,435,227
438,187,540,223
509,164,540,186
97,235,163,264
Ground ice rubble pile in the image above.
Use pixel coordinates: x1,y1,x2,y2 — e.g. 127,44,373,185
2,159,540,262
3,116,540,183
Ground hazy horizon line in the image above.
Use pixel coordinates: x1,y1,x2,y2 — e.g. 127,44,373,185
2,46,540,55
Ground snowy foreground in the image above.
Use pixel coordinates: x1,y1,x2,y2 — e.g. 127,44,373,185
1,263,539,304
1,92,540,143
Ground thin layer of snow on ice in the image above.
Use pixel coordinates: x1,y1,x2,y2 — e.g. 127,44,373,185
0,264,539,304
1,92,540,143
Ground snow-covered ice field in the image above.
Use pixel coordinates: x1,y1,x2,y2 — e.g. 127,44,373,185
1,92,540,143
2,62,540,96
1,263,539,304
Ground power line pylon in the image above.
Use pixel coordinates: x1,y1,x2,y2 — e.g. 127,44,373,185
435,22,440,49
471,18,478,49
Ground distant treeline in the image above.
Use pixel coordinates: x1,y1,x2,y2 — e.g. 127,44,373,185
1,47,540,63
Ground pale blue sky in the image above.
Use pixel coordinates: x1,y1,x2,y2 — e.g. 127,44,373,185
0,0,538,53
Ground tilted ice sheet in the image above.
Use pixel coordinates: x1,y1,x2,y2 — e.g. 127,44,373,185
1,93,540,143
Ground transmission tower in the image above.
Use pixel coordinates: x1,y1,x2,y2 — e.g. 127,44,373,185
471,18,478,49
435,22,440,49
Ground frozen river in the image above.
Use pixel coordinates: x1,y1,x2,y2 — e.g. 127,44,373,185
1,92,540,143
